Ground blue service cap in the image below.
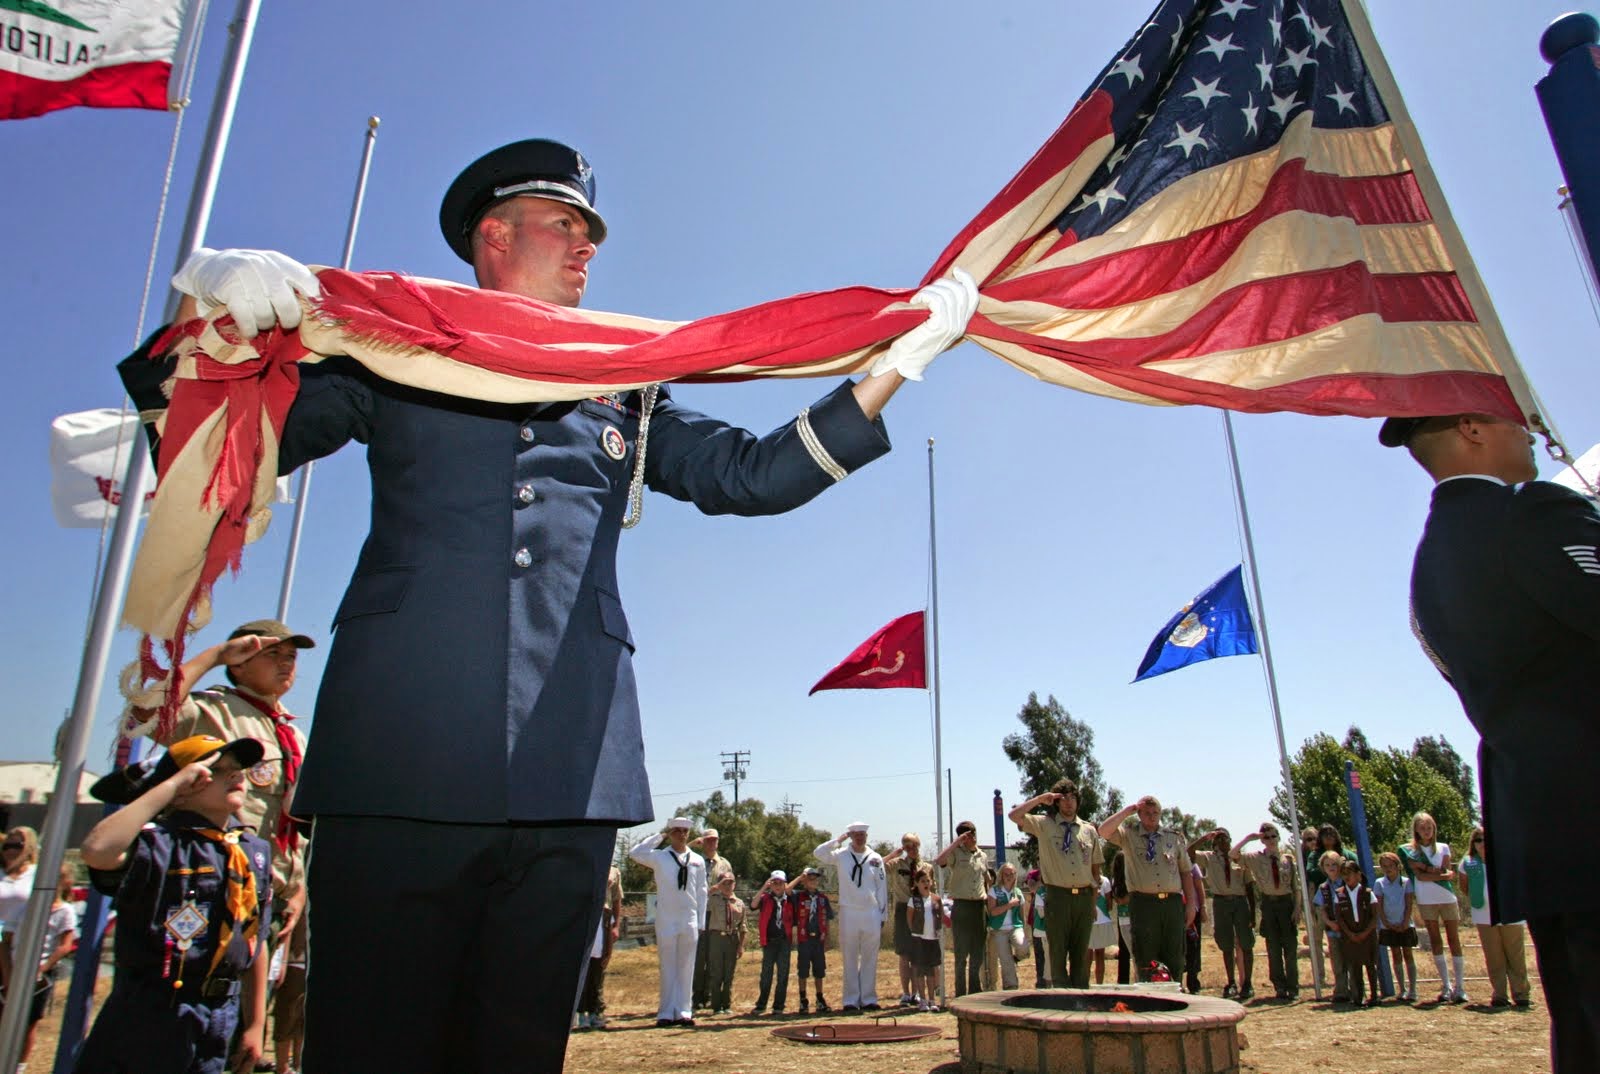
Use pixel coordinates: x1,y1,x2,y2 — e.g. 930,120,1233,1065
439,138,606,264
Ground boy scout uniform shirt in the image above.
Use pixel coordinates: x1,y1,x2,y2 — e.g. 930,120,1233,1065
702,854,734,928
1015,813,1100,889
946,845,990,901
722,896,747,940
157,686,307,899
1194,849,1250,897
1240,848,1296,896
887,857,928,904
1109,819,1190,894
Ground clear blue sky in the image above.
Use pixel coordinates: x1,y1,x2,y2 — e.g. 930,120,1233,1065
2,2,1595,859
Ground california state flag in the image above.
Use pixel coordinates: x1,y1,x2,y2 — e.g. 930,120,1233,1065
0,0,188,120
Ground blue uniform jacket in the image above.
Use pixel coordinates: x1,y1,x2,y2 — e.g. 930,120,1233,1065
87,811,273,985
1409,478,1600,920
122,340,890,827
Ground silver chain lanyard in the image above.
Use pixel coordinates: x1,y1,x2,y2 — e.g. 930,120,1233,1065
621,384,660,529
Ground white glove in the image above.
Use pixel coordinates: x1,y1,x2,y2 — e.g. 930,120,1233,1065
869,267,979,381
171,247,322,339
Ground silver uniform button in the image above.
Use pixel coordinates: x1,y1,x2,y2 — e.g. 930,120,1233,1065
519,425,535,443
513,548,533,568
517,485,536,504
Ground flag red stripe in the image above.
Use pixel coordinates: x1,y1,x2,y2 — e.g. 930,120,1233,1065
989,265,1478,366
988,162,1435,309
0,62,170,120
923,90,1115,286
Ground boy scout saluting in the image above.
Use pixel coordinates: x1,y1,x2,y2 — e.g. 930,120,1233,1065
1008,779,1102,988
1233,823,1301,999
702,873,745,1016
1098,797,1197,986
126,620,312,941
1188,827,1254,999
688,829,735,1010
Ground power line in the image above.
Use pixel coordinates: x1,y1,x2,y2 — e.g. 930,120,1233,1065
743,769,932,786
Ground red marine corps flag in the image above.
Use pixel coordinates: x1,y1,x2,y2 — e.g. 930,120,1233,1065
1,0,189,120
809,611,927,695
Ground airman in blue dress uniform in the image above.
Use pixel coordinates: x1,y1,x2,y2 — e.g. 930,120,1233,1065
121,138,977,1072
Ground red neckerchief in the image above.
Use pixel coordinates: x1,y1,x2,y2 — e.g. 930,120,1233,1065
229,688,302,853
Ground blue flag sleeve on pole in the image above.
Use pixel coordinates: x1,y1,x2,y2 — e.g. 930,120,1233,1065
1133,565,1259,682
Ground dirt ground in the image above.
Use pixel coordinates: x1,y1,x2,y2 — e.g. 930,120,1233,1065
31,933,1551,1073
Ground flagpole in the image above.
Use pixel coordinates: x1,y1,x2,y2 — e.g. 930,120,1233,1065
927,438,948,1007
1219,411,1323,1000
276,114,381,621
0,3,266,1071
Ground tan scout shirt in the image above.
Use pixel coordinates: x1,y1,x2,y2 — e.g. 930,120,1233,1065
722,896,748,945
702,854,735,928
1109,818,1190,894
946,844,990,901
1240,847,1296,896
886,855,930,904
1195,849,1250,897
161,686,307,898
1015,812,1101,889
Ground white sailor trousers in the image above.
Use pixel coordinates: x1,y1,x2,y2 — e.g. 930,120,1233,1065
656,928,698,1021
839,910,881,1007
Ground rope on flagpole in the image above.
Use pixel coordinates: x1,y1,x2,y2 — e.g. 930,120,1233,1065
81,0,213,651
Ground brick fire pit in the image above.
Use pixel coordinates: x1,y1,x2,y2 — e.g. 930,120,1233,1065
951,989,1246,1074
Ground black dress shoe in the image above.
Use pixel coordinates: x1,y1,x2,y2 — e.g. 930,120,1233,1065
842,1004,860,1012
676,1017,696,1027
1221,983,1236,998
863,1002,881,1011
1238,985,1254,1000
656,1019,674,1028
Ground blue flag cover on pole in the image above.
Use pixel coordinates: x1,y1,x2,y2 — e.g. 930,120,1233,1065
1133,566,1258,682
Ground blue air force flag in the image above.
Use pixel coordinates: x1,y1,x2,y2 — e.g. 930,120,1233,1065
1133,566,1258,682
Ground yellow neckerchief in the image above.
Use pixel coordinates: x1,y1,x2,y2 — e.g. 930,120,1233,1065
189,826,261,984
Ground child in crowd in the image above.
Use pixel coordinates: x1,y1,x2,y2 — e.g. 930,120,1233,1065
1023,870,1050,988
1374,851,1418,1001
1090,871,1117,985
792,867,834,1013
748,870,794,1016
985,863,1026,991
1399,811,1467,1003
1334,861,1380,1006
0,863,77,1071
907,870,947,1012
76,735,274,1074
1312,850,1349,1001
1458,828,1532,1008
1110,853,1133,985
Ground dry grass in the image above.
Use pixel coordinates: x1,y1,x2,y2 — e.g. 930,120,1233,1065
32,933,1551,1073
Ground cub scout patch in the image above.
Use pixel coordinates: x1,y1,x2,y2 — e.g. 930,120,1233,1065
247,761,276,787
601,426,628,461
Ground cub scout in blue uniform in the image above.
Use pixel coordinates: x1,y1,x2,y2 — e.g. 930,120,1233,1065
76,736,274,1074
133,138,977,1074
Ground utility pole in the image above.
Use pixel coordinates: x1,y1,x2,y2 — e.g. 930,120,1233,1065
778,798,803,819
721,750,751,805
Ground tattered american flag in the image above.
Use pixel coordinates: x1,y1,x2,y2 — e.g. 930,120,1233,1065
124,0,1534,678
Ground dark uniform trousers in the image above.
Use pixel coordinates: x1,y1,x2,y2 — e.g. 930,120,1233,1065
73,976,240,1074
303,818,613,1074
1530,914,1600,1074
951,900,988,996
1128,892,1185,983
1043,884,1096,988
704,930,739,1012
1258,893,1298,994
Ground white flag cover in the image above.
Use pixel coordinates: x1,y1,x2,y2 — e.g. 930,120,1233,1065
1552,442,1600,497
0,0,188,120
50,408,289,527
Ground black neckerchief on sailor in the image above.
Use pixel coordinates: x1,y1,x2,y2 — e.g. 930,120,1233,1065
849,851,866,887
671,849,689,890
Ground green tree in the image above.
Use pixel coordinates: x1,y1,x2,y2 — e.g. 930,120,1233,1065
1002,692,1123,869
1410,735,1478,822
1160,806,1219,841
1271,732,1475,859
667,791,833,885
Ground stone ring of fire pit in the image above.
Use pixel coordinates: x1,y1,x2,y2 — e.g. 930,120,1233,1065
951,989,1246,1073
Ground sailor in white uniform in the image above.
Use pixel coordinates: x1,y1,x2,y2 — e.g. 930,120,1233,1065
630,818,707,1026
815,822,888,1010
